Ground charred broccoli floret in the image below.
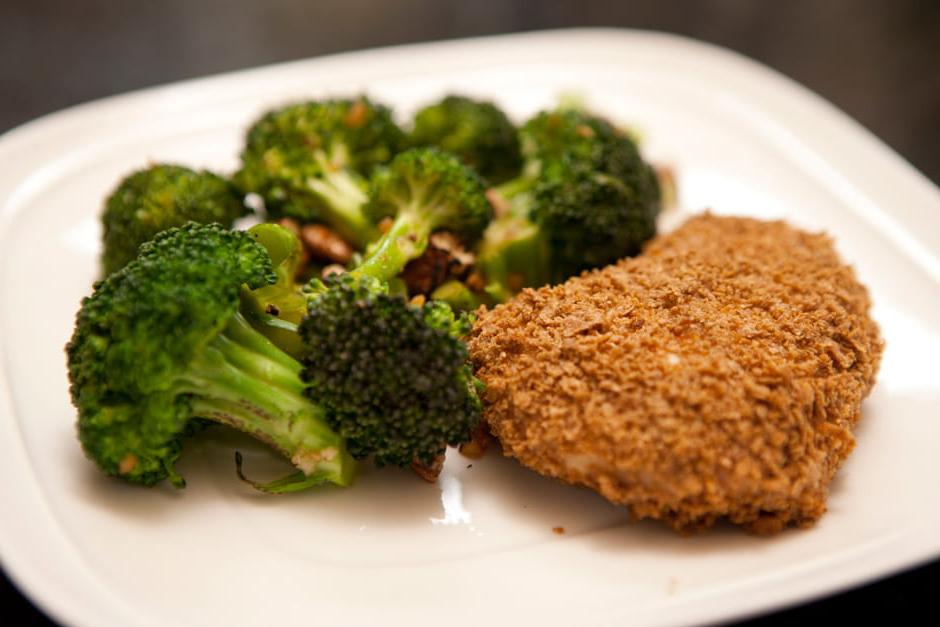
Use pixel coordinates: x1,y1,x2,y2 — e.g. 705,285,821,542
299,274,482,467
480,109,660,299
67,223,354,492
410,95,522,184
100,164,247,275
234,97,406,248
354,147,490,282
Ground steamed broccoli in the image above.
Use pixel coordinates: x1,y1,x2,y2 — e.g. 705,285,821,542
410,95,522,184
530,155,659,276
480,109,661,299
299,274,482,467
67,223,354,492
234,97,406,248
100,164,247,275
228,223,485,468
490,109,621,206
353,147,490,282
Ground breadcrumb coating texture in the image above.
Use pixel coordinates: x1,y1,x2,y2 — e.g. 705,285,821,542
468,214,883,534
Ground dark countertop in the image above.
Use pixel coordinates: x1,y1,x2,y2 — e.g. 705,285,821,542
2,1,937,624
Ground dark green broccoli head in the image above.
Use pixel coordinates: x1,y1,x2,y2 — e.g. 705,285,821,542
410,95,522,184
299,274,482,467
519,109,623,164
483,108,661,298
365,147,491,242
531,155,660,279
493,109,625,204
101,164,247,276
68,224,275,485
234,98,406,246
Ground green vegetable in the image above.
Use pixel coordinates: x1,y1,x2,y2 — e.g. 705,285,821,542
234,97,406,248
300,274,482,467
480,109,661,298
430,279,484,312
67,223,354,492
100,164,247,275
410,95,522,184
231,222,486,468
240,223,309,357
355,147,491,282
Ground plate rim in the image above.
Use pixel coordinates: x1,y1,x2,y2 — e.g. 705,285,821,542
1,27,939,627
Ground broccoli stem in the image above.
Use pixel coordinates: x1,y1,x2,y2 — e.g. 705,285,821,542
478,214,552,302
306,151,378,249
350,205,431,281
494,175,535,201
242,224,308,357
184,312,355,491
430,279,483,312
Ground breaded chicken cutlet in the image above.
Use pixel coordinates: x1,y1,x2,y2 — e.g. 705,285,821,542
468,214,883,534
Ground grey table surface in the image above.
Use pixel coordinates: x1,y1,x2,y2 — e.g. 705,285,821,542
2,1,937,624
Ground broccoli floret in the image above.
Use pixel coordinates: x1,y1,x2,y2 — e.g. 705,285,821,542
299,274,482,467
354,147,490,282
530,155,659,278
480,109,661,298
518,109,623,164
232,223,485,468
490,109,635,212
67,223,354,492
100,164,247,275
234,97,406,248
410,95,522,184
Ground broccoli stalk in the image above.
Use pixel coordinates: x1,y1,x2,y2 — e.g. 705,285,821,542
240,223,309,357
234,98,406,249
430,279,485,312
477,214,551,303
180,312,352,491
353,147,491,282
67,223,354,492
302,145,374,241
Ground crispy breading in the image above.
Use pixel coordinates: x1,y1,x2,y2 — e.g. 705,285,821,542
468,214,883,534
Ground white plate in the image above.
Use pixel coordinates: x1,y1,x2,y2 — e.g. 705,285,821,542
1,28,939,627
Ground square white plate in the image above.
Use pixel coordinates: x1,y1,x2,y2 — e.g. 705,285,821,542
1,29,939,627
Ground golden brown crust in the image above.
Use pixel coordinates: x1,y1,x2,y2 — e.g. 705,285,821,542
468,214,883,534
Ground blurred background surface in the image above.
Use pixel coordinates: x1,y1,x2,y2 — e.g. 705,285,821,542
1,0,937,624
3,0,939,182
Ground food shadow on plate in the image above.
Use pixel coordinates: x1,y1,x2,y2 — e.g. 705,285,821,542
68,402,875,548
198,426,447,529
471,435,866,558
70,445,185,524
